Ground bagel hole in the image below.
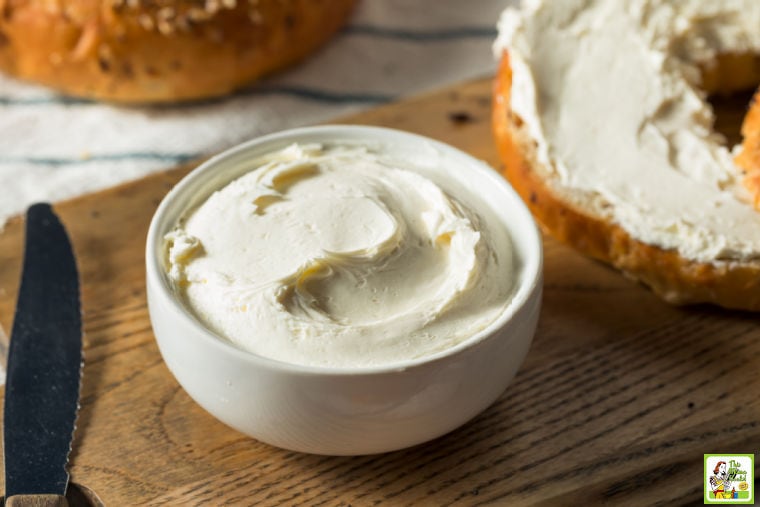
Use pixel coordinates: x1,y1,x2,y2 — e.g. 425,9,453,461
708,89,755,147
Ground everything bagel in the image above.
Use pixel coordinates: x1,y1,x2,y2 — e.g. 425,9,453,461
0,0,355,103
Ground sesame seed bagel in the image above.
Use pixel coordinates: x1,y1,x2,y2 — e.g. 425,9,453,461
0,0,355,103
493,53,760,311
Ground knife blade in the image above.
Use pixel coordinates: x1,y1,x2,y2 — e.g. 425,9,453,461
3,203,82,505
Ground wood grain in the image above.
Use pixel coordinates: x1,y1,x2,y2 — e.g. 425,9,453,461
0,77,758,506
5,495,68,507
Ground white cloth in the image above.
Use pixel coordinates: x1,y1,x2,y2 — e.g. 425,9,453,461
0,0,515,227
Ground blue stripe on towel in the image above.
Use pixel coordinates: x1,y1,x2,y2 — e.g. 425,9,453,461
0,152,201,166
246,86,394,104
0,96,92,106
343,25,498,41
0,86,394,107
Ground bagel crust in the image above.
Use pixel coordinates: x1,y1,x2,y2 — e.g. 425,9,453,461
736,88,760,209
493,54,760,311
0,0,355,103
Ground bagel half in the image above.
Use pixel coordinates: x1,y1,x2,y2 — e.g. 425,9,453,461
493,53,760,311
0,0,355,103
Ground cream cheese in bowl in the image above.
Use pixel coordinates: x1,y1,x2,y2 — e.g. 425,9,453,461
146,125,541,455
164,143,514,368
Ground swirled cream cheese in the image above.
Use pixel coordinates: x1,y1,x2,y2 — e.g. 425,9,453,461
495,0,760,262
164,143,514,368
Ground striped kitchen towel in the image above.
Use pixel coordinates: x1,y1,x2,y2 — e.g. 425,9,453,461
0,0,515,226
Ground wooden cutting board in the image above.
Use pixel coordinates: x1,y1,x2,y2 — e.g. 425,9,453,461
0,77,757,506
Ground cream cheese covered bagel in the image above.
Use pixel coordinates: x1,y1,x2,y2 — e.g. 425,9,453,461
0,0,355,103
164,143,515,368
493,0,760,310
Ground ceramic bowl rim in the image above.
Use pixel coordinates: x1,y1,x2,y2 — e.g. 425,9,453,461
145,125,543,377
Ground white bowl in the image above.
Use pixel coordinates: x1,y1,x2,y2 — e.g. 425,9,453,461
146,125,542,455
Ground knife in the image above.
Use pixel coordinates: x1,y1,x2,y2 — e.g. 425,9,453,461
3,203,82,507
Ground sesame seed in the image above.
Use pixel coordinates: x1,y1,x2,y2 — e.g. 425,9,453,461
157,7,176,20
205,0,220,14
138,13,154,31
188,7,212,22
157,19,175,35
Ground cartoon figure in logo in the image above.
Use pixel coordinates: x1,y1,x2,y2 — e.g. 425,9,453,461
709,461,733,499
